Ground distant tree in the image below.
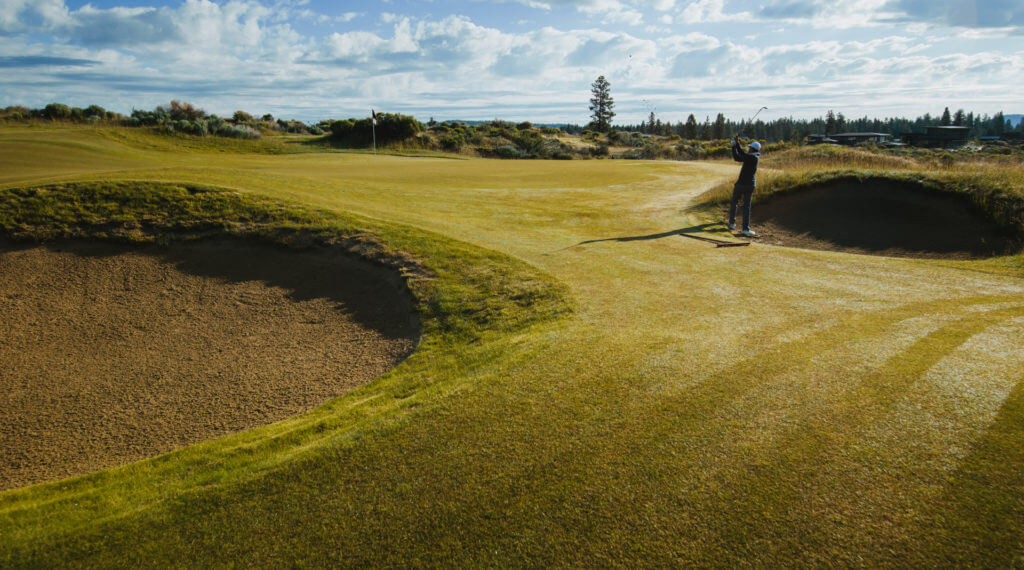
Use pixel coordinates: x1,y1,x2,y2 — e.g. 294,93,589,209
952,109,966,126
683,113,698,139
941,107,952,126
824,110,836,134
712,113,727,139
701,116,712,140
588,75,615,133
261,113,274,122
992,111,1006,135
232,110,255,124
646,111,656,134
836,112,847,133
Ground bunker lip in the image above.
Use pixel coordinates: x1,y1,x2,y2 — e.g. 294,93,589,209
745,180,1021,260
0,239,420,491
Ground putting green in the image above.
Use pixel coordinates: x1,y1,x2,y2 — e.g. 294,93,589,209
1,125,1023,566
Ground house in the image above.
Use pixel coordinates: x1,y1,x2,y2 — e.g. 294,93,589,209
900,126,970,147
830,132,891,145
806,134,839,145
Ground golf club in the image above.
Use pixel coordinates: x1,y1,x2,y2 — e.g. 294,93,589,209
739,106,768,139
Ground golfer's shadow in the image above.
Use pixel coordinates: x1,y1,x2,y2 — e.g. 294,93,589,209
574,222,726,247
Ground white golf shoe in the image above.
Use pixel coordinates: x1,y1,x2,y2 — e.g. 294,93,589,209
728,223,736,230
742,229,756,237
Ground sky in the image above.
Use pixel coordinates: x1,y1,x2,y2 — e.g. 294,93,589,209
1,0,1022,124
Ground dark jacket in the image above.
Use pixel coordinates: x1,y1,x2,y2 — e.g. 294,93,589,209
731,141,759,187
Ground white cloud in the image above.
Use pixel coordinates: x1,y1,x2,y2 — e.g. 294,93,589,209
0,0,1021,123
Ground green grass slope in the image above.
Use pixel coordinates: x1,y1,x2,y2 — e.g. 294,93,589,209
2,125,1023,566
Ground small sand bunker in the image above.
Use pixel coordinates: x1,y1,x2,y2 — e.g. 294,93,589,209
752,180,1018,259
0,240,419,491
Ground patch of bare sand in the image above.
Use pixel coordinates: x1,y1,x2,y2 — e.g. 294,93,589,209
0,240,419,491
734,181,1019,259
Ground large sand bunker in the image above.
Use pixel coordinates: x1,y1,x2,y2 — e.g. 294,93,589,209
0,240,419,491
752,180,1018,259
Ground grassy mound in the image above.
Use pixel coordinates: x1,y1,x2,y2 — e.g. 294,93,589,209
0,181,572,565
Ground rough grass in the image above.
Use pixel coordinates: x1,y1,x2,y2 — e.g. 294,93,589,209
2,125,1024,566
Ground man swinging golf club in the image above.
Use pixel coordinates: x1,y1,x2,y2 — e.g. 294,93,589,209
728,134,761,237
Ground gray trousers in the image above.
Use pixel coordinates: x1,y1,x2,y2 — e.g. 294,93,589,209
729,184,755,231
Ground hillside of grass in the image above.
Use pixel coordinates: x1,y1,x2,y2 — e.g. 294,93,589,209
2,124,1024,566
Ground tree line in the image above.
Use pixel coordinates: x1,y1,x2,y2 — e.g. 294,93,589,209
569,108,1020,143
579,75,1020,142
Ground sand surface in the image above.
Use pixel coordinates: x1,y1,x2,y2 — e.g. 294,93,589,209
0,240,418,491
740,181,1018,259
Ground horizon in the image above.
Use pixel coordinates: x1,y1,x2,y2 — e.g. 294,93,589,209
1,1,1022,124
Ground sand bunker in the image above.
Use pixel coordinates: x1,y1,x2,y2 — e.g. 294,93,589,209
0,240,419,491
750,180,1018,259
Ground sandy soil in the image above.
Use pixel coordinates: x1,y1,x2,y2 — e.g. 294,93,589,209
735,181,1018,259
0,240,419,491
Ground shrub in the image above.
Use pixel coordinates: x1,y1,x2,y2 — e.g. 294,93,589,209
215,124,262,139
84,105,106,118
329,113,422,147
496,145,528,159
42,103,71,120
159,100,206,122
439,133,465,151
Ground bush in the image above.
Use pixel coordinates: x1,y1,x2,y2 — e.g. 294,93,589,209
329,113,422,147
496,145,528,159
215,124,262,139
439,133,465,151
42,103,71,120
158,100,206,122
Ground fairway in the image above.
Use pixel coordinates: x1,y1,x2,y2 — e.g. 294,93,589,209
2,126,1023,566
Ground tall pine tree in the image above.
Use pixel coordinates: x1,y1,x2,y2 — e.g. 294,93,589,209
588,76,615,133
683,114,698,139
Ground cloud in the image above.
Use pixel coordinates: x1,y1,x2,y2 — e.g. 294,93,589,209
0,55,97,67
0,1,1021,123
882,0,1024,29
0,0,69,33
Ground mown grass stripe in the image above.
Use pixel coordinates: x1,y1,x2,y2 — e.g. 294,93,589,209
684,304,1024,565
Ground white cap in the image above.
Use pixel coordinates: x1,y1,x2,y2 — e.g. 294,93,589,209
749,141,761,152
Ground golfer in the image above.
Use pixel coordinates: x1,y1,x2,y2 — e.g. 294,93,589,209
728,135,760,237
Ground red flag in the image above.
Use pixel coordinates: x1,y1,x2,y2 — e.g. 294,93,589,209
371,109,377,125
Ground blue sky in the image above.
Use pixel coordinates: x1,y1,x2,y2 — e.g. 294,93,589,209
1,0,1021,124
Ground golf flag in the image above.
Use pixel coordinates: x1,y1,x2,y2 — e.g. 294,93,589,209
370,109,378,159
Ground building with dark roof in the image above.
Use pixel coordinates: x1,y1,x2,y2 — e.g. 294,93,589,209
830,132,891,145
900,126,970,147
